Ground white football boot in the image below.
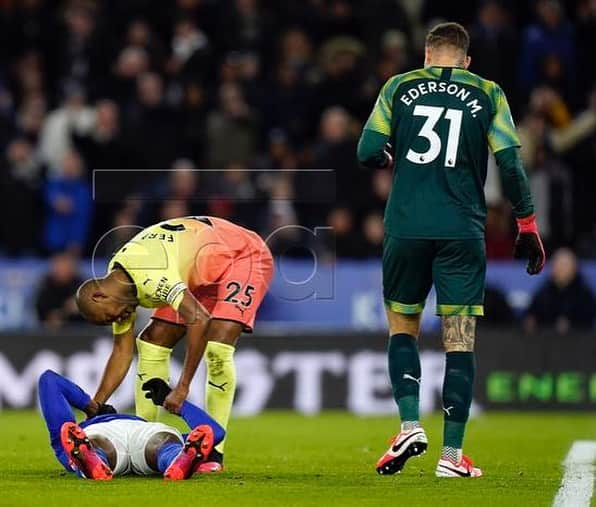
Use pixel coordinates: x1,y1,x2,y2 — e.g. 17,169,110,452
435,454,483,478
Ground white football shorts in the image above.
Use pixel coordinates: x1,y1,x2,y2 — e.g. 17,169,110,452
84,419,183,475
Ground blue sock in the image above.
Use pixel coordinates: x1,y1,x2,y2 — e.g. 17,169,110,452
157,442,183,473
95,448,109,467
72,447,110,479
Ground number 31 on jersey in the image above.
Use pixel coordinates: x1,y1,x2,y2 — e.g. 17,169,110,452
406,105,463,168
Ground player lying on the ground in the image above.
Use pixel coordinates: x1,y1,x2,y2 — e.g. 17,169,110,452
75,215,274,472
38,369,224,480
358,22,545,478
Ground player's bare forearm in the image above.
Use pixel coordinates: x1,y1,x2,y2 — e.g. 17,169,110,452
93,329,135,403
177,323,209,392
163,292,210,413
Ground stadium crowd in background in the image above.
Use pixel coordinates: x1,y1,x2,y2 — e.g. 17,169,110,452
0,0,595,327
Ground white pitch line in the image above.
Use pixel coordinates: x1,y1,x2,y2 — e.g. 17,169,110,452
552,440,596,507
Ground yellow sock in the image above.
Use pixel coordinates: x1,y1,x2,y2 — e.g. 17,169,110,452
135,338,172,421
205,341,236,453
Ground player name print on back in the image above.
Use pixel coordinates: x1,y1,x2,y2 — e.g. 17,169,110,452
399,80,483,118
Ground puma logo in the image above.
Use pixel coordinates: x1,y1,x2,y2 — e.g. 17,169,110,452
403,374,421,385
235,305,245,315
208,381,228,392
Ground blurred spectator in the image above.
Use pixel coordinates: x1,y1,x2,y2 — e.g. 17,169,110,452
126,19,167,72
485,205,515,259
11,50,45,109
167,159,200,202
16,94,46,144
219,51,262,108
5,0,56,58
93,205,141,258
216,0,272,54
368,168,392,212
49,2,105,97
39,84,94,172
199,160,262,226
255,129,298,171
469,0,518,106
313,106,366,209
167,17,212,83
206,82,257,167
220,161,257,200
74,98,131,253
311,37,368,122
73,99,128,171
519,0,576,101
262,49,312,141
518,86,596,246
518,87,596,165
379,30,410,77
43,150,92,253
0,137,44,254
524,248,595,333
358,1,412,51
325,206,364,258
178,80,209,163
159,199,191,221
35,251,83,328
528,143,573,247
0,83,15,151
137,158,204,223
279,28,313,71
483,285,517,325
264,174,299,255
421,0,478,27
362,213,384,257
575,0,596,100
111,46,150,102
123,72,178,170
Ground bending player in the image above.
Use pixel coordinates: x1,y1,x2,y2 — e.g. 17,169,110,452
38,369,224,480
75,216,274,471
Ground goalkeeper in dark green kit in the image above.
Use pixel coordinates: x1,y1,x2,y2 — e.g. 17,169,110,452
357,22,545,478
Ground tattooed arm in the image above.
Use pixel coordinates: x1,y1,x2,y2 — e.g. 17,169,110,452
442,316,476,352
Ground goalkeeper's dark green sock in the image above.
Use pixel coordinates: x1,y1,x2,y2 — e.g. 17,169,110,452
442,352,475,462
388,333,421,430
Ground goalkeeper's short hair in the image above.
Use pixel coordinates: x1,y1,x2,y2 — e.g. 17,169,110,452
426,22,470,54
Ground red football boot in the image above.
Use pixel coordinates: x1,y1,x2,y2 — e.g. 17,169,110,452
60,422,113,480
163,425,215,481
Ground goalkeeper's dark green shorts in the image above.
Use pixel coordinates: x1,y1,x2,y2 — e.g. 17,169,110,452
382,235,486,316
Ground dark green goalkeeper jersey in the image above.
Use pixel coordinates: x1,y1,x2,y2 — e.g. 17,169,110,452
362,66,524,239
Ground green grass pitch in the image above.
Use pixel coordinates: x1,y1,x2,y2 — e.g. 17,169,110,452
1,410,594,507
